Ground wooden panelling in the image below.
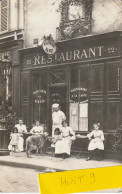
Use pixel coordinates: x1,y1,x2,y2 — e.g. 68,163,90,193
90,63,104,93
12,66,20,116
89,101,104,130
21,71,31,127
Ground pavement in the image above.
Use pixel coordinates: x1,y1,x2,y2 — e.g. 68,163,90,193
0,151,122,171
0,152,122,193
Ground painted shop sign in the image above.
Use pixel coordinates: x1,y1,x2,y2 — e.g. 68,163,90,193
42,39,56,54
32,45,119,66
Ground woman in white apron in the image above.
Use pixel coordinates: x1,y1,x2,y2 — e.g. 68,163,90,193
55,120,75,159
77,123,104,161
15,119,27,152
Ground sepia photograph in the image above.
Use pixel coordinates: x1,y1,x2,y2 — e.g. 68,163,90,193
0,0,122,193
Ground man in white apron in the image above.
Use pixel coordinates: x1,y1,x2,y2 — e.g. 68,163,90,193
52,104,66,137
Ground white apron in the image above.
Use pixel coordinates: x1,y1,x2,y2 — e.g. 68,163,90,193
55,126,75,155
18,136,24,151
55,136,72,155
15,124,27,152
87,130,104,151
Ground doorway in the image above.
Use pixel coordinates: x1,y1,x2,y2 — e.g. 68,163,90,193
48,85,68,134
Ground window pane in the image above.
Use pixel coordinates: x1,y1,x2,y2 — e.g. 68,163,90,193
80,67,88,102
70,69,79,131
79,68,88,131
33,73,47,124
107,62,119,91
91,65,103,92
69,4,84,20
50,71,66,85
70,69,79,103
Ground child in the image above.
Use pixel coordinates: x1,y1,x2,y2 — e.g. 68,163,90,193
8,127,19,153
76,123,104,161
51,128,62,156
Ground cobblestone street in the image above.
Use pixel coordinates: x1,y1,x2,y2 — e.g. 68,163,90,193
0,165,40,193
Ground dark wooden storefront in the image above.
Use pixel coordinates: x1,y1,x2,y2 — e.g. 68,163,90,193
0,35,23,155
19,31,122,157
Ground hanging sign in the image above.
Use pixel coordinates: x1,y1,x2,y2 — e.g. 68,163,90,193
42,39,56,55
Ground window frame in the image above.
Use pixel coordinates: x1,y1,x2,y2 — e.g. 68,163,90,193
69,65,89,132
0,0,9,34
106,61,120,93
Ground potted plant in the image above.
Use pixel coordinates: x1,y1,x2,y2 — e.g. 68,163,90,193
112,125,122,160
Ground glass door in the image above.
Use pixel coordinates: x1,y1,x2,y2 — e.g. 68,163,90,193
33,72,47,124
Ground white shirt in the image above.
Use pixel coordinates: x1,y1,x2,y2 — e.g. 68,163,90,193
87,130,104,141
30,126,44,135
61,126,75,137
15,124,27,134
52,110,66,125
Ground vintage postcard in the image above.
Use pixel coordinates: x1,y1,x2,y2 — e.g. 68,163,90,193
0,0,122,193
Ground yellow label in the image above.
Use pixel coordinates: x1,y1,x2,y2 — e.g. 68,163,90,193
38,166,122,194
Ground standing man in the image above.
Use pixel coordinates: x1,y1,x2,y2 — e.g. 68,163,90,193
15,118,27,152
52,103,66,137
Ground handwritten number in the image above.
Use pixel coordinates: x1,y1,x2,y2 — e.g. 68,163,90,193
89,173,96,184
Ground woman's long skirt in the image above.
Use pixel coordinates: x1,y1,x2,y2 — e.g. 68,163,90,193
55,136,72,155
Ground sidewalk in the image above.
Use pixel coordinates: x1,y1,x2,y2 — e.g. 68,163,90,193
0,151,121,171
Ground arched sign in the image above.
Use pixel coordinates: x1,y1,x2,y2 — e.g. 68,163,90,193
42,39,56,55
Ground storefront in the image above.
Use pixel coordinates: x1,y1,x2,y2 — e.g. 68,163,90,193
20,31,122,156
0,34,23,155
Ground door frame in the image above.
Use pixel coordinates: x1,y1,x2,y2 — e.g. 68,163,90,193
47,83,69,134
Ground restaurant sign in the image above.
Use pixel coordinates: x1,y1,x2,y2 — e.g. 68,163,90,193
33,45,119,66
26,43,119,66
34,46,103,65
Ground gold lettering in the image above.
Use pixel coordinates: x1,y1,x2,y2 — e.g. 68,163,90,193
89,48,96,57
66,51,72,61
33,55,40,65
59,53,66,62
74,50,80,60
98,46,103,56
81,49,88,59
54,53,58,61
41,55,46,64
47,55,52,63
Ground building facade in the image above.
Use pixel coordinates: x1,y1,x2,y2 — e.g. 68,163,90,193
19,30,122,156
5,0,122,156
0,0,24,117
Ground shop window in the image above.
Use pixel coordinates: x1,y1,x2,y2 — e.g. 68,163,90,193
70,69,79,131
91,64,103,92
70,68,88,131
90,102,103,130
106,102,119,131
107,62,119,92
0,0,8,32
33,72,47,124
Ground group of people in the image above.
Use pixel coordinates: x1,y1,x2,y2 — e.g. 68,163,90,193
8,103,105,161
8,119,45,152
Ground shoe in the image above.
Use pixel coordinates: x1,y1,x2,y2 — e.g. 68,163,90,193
86,157,91,161
62,153,66,159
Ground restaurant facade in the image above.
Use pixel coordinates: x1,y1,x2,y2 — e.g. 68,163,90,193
18,31,122,156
